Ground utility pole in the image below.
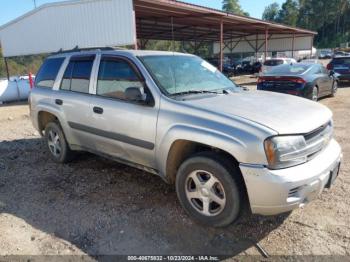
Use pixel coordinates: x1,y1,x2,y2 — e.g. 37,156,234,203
33,0,37,8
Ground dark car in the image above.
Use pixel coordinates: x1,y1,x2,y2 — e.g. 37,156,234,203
327,56,350,81
251,62,262,74
257,63,338,101
319,50,333,59
206,58,236,77
333,51,349,58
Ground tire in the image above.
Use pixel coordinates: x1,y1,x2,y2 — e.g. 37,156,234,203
176,152,242,227
311,86,318,101
331,81,338,97
44,121,73,163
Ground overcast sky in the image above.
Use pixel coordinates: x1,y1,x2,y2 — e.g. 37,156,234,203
0,0,285,26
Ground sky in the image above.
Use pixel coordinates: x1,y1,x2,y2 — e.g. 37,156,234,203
0,0,285,27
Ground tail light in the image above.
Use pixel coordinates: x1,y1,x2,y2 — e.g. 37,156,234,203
258,77,305,84
327,63,333,70
257,77,265,83
291,78,306,84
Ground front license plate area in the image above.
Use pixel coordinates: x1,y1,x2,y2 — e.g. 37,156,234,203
326,163,341,189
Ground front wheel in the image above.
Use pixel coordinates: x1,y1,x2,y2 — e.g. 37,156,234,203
311,86,318,101
176,153,242,227
331,81,338,97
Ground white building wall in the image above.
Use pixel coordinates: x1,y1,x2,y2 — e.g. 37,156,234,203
213,34,313,54
0,0,135,57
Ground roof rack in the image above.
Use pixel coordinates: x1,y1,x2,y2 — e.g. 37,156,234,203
52,46,126,55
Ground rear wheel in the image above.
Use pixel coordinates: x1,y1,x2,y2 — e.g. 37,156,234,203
176,152,242,227
311,86,318,101
44,122,73,163
331,81,338,97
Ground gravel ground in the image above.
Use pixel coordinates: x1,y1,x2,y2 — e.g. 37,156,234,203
0,79,349,259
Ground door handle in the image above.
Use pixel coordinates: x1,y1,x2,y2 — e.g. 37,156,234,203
55,99,63,105
93,106,104,114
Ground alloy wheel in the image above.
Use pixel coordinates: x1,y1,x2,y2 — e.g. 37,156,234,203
47,130,62,157
333,81,338,95
185,170,226,216
312,86,318,101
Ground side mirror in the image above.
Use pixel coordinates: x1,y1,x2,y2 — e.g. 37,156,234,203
125,87,147,103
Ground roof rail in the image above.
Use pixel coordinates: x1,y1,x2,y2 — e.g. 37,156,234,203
52,46,125,55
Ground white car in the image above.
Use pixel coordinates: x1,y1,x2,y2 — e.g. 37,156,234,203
261,58,297,74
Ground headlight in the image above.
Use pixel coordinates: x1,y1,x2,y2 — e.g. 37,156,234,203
264,136,308,169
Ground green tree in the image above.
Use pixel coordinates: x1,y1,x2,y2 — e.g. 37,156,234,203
262,2,280,22
277,0,299,26
222,0,249,16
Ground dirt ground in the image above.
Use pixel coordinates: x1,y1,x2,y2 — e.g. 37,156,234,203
0,78,349,259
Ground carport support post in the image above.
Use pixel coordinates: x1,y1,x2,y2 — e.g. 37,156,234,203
310,36,314,58
4,57,10,80
220,19,224,72
292,33,295,59
264,27,269,62
133,9,138,50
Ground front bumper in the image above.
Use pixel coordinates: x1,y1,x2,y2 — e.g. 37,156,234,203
240,139,342,215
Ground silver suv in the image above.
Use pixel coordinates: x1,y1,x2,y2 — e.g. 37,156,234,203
29,49,342,227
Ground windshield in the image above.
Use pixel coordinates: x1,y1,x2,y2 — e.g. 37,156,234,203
268,64,311,74
139,55,238,96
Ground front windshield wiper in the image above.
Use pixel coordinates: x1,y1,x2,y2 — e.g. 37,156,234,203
171,90,220,96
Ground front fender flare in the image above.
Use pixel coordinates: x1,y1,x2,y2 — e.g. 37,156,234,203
156,125,248,178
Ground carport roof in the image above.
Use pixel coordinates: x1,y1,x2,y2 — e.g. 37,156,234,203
134,0,317,42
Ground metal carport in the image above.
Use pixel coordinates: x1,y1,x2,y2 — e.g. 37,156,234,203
0,0,317,77
133,0,317,70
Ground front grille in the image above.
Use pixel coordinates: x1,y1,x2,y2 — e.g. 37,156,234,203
304,121,333,160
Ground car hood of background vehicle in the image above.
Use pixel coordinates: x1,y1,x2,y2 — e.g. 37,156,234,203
185,91,332,134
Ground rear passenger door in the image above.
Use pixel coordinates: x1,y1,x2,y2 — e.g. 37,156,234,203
53,55,97,149
89,55,158,168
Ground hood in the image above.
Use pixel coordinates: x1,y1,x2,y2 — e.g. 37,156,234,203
183,91,332,134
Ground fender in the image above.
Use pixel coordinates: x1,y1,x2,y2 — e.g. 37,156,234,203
34,102,77,145
156,124,268,178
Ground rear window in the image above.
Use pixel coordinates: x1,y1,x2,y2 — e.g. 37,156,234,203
264,60,284,66
35,58,65,88
333,58,350,65
268,64,311,74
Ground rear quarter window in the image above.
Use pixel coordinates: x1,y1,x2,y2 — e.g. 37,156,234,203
35,58,65,88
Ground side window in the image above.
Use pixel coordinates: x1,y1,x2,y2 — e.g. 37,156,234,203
60,56,94,93
35,58,65,88
97,58,143,100
61,62,74,91
310,65,322,74
315,65,322,74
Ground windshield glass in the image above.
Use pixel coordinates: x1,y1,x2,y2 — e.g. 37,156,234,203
139,55,238,96
268,64,311,74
